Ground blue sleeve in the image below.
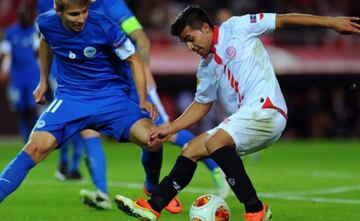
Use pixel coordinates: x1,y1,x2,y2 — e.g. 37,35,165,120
37,0,53,14
105,18,129,53
4,28,11,41
106,0,134,24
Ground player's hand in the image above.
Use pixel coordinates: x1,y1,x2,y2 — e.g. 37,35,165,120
140,100,158,120
33,82,48,105
148,125,172,145
331,17,360,34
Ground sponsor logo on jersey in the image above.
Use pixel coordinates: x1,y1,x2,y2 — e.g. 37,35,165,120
83,46,97,58
225,46,236,60
68,51,76,59
36,120,46,128
259,13,264,20
250,14,257,23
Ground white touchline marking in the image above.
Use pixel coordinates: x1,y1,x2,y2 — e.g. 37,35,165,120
260,193,360,205
23,179,360,205
262,185,360,196
295,170,360,180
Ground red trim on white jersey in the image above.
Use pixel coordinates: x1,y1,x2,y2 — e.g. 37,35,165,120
210,26,223,64
261,97,288,120
225,65,243,108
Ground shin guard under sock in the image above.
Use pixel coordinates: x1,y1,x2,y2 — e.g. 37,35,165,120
149,156,197,212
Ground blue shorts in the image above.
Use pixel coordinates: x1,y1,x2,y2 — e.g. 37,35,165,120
127,87,168,126
7,82,37,112
33,93,149,147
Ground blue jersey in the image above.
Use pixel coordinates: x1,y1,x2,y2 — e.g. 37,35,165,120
91,0,136,87
91,0,133,25
37,10,134,98
4,24,39,86
37,0,53,15
35,0,135,85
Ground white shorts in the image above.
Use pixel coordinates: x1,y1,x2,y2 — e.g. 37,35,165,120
206,106,287,156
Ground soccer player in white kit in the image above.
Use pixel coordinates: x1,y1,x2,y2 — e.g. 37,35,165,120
115,4,360,221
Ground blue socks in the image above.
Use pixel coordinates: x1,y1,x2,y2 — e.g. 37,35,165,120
174,129,195,147
59,142,70,165
141,148,163,193
70,134,83,172
175,129,218,171
83,136,107,194
0,151,36,202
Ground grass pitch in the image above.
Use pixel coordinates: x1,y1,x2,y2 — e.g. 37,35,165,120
0,139,359,221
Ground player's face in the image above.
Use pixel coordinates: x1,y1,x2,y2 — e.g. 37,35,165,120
179,23,213,57
59,5,89,32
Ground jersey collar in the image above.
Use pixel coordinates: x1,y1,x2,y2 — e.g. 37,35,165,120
210,25,219,53
209,25,222,64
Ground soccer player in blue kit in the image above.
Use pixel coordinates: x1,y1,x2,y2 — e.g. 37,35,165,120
37,0,87,183
0,0,161,204
0,2,39,144
37,0,229,211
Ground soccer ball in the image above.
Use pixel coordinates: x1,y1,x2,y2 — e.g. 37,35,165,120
189,194,231,221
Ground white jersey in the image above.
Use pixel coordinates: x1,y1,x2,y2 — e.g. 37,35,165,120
195,13,287,118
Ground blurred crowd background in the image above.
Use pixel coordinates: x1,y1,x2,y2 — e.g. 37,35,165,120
0,0,359,139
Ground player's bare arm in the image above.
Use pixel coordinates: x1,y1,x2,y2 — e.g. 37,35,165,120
276,14,360,34
0,51,11,85
126,52,158,120
149,101,212,143
33,37,52,105
129,28,157,91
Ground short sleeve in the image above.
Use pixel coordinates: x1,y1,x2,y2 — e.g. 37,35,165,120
106,0,134,25
108,21,135,59
226,13,276,38
0,40,11,54
194,64,218,104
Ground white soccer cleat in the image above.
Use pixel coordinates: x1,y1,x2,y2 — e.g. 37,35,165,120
211,168,230,199
115,194,159,221
79,189,112,210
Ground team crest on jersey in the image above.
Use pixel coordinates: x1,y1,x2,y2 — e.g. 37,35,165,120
83,47,97,58
225,46,236,60
36,120,46,129
250,14,257,23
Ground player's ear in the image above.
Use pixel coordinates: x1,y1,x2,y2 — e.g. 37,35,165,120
201,23,210,34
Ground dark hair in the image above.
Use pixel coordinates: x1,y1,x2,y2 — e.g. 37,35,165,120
170,4,213,36
55,0,92,12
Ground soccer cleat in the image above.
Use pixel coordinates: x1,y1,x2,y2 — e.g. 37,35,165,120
79,189,112,210
115,195,159,221
244,203,272,221
211,168,230,199
54,162,68,182
143,184,183,214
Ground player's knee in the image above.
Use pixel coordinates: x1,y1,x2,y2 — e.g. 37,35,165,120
180,143,203,162
23,140,54,163
205,135,234,154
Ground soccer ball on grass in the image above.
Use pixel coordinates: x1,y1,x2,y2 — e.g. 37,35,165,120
189,193,231,221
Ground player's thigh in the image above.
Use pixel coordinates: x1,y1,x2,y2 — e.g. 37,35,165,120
215,108,286,155
23,131,58,163
181,133,210,161
80,129,100,138
205,129,236,154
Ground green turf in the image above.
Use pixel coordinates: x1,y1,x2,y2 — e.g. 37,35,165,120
0,139,359,221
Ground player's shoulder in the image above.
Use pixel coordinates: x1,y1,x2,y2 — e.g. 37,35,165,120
37,10,57,27
4,23,19,36
221,15,252,31
87,10,117,28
